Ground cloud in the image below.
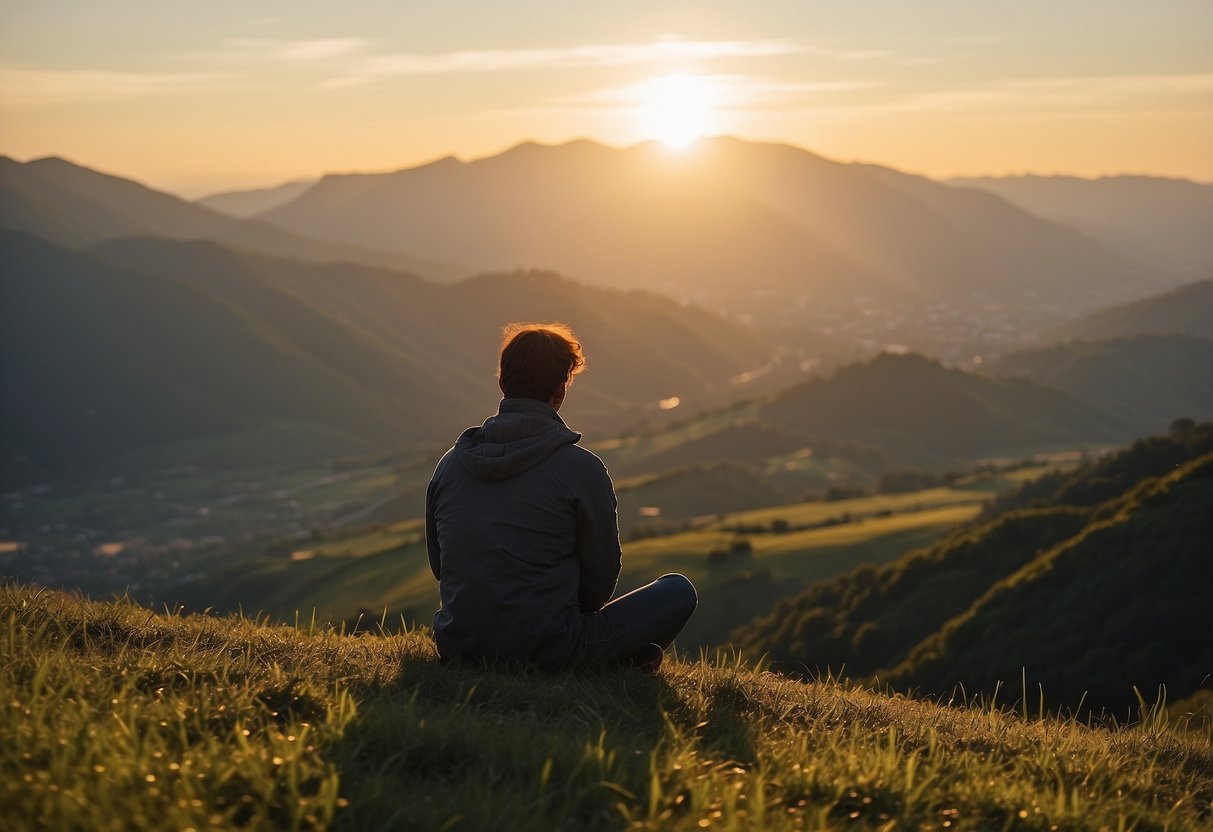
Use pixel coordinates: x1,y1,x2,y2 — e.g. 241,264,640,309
549,69,1213,123
223,38,373,61
1015,73,1213,96
563,74,878,111
315,39,808,90
835,50,892,60
720,78,880,108
891,72,1213,113
0,67,245,108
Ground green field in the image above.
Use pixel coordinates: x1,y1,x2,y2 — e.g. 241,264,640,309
153,473,1054,650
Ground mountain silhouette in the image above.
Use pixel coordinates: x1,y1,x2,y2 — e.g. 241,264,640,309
755,352,1134,466
1,231,775,481
256,137,1165,311
0,156,460,279
950,174,1213,280
600,351,1139,478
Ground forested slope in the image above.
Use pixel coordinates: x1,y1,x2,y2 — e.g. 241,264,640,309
730,422,1213,714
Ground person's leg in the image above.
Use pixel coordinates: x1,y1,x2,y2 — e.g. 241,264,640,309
579,573,698,664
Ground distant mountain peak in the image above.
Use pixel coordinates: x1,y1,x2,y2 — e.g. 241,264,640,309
28,155,79,167
0,151,455,278
952,172,1208,186
497,137,614,155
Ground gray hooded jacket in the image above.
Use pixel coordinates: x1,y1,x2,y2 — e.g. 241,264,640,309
425,397,622,666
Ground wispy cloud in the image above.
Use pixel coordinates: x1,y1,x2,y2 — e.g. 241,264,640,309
0,67,246,108
891,72,1213,113
835,50,892,61
719,78,880,109
539,70,1213,123
1016,73,1213,95
316,39,810,90
223,37,373,61
563,74,878,111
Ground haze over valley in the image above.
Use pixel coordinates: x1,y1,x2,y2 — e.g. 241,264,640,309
227,138,1190,359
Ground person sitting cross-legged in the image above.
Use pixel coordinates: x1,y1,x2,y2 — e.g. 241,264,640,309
425,322,697,671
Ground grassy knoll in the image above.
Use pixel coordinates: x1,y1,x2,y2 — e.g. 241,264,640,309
3,583,1211,831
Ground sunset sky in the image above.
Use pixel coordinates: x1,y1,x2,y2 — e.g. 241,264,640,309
2,0,1210,195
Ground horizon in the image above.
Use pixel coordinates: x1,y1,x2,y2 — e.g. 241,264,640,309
2,1,1210,195
9,133,1213,201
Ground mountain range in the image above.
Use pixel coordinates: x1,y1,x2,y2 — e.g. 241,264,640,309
250,138,1169,321
0,230,776,482
3,145,1209,488
949,174,1213,281
0,155,462,280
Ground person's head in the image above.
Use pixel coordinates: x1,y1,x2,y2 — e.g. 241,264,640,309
498,322,586,410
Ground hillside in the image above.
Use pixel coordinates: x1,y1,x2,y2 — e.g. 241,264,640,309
595,351,1141,487
989,334,1213,430
0,155,457,279
730,423,1213,715
599,352,1136,481
950,174,1213,279
0,232,460,480
258,138,1161,314
884,451,1213,712
1048,279,1213,342
91,236,781,411
756,353,1136,467
3,583,1210,831
0,231,778,481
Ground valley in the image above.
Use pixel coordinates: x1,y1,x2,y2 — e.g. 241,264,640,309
2,138,1210,722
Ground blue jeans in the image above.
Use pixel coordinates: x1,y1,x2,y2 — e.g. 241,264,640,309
579,573,698,663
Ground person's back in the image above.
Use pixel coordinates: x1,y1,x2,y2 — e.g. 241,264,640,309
426,322,697,670
426,397,620,666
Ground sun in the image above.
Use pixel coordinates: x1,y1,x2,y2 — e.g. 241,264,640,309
638,74,717,148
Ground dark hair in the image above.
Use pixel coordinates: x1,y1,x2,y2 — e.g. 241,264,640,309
498,322,586,403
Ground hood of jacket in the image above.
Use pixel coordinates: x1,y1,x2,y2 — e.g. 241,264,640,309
454,397,582,481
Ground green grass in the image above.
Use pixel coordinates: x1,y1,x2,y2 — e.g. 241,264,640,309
624,506,979,583
3,583,1211,831
699,487,990,531
629,506,980,648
